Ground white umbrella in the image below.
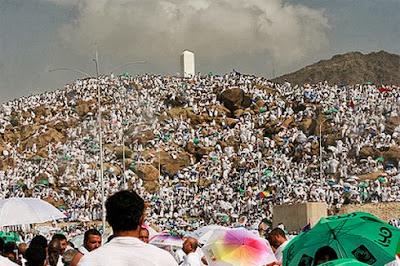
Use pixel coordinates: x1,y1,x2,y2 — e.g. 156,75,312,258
189,225,228,245
0,198,65,226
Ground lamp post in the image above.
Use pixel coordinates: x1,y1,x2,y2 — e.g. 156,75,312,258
109,61,146,74
48,62,106,231
92,48,107,232
314,113,333,181
48,47,146,231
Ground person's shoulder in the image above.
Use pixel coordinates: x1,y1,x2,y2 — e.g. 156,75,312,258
144,244,178,265
0,255,18,266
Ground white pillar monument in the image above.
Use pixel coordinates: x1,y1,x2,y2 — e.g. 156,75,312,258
180,50,195,78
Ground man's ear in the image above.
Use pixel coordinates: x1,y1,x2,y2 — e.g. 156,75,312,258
138,213,145,226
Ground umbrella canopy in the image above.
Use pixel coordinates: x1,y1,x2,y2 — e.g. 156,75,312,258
256,191,271,199
202,228,276,266
70,234,85,248
0,231,20,243
149,233,183,248
189,225,228,245
0,198,66,226
141,223,159,239
320,258,369,265
283,212,400,266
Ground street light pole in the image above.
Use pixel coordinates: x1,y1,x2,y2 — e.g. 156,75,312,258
48,43,145,232
319,118,323,181
93,47,106,232
48,68,91,78
109,61,146,74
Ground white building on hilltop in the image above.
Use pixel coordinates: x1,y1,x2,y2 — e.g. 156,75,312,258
180,50,195,78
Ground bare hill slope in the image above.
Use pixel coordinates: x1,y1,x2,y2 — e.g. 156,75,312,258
272,51,400,86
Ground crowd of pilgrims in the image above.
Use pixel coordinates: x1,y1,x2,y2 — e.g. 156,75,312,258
0,71,399,234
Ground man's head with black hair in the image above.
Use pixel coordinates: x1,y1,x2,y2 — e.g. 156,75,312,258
83,228,102,252
106,190,145,233
314,246,338,265
84,229,101,242
30,235,48,250
51,234,68,254
3,241,17,262
267,228,287,249
26,246,46,266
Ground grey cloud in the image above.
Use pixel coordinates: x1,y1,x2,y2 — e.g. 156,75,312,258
48,0,330,69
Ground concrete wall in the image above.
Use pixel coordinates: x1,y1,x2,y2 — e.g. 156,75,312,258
338,202,400,223
273,202,327,232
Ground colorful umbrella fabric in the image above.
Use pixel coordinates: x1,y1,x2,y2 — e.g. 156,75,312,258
202,228,276,266
0,232,20,243
283,212,400,266
320,258,369,265
189,225,228,245
149,233,183,248
256,191,271,199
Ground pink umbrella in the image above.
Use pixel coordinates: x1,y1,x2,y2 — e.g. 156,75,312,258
202,228,276,266
149,234,183,248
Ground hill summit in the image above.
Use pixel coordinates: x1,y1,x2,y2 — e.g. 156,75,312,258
272,51,400,86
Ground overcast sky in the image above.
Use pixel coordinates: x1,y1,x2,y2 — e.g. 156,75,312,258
0,0,399,103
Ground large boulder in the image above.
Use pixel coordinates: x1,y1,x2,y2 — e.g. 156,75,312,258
75,100,92,117
21,125,39,140
168,107,188,120
359,146,377,159
187,112,211,126
381,145,400,164
299,118,313,134
153,150,192,175
195,146,215,159
115,146,133,159
37,128,65,147
127,129,154,145
143,181,159,194
218,88,252,113
134,164,159,181
385,116,400,135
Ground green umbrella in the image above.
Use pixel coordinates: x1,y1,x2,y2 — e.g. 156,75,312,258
264,170,272,176
221,216,229,222
365,82,372,85
124,72,129,77
237,187,245,194
358,183,368,188
40,180,48,185
283,212,400,266
377,177,387,183
0,232,20,243
325,108,338,114
260,108,266,113
193,138,199,144
376,157,384,162
320,258,369,265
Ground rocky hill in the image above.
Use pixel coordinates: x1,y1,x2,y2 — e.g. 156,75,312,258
272,51,400,86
